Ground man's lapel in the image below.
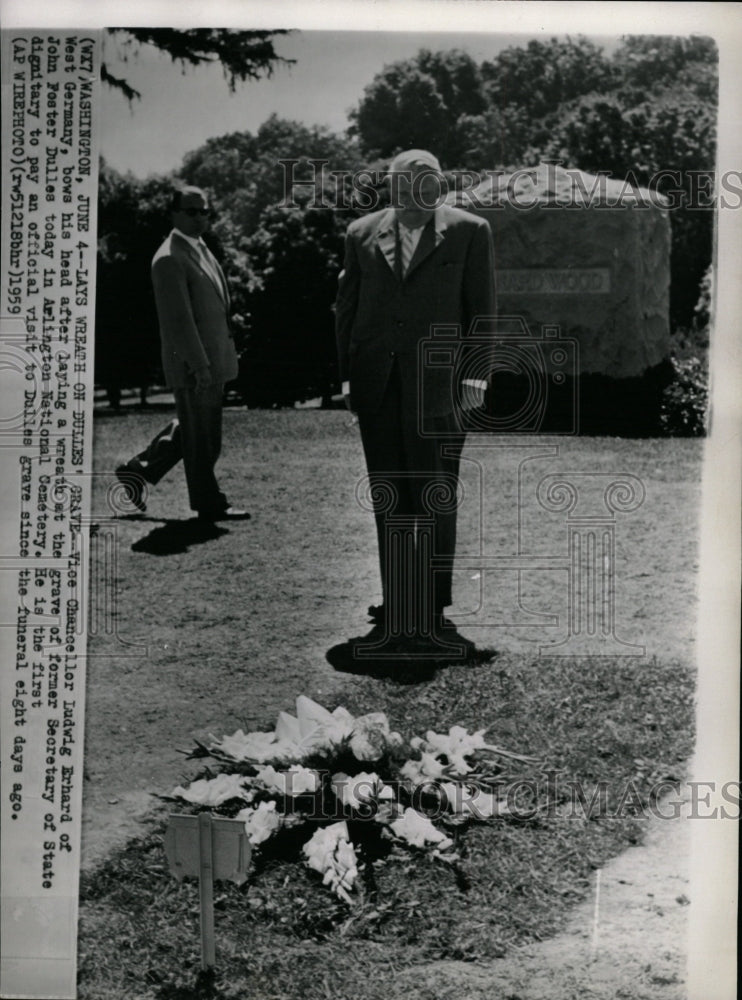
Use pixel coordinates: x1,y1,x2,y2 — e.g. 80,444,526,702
373,207,449,281
374,209,398,278
404,210,448,280
174,233,229,307
202,243,230,309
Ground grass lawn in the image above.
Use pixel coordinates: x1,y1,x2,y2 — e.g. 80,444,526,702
79,408,702,999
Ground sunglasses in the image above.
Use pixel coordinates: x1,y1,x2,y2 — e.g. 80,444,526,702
181,207,210,217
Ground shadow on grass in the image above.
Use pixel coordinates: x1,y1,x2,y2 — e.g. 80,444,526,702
130,518,229,556
326,629,497,685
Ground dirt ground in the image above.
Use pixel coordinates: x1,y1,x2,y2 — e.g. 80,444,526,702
83,407,705,996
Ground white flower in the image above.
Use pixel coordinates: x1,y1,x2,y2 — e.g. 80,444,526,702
295,695,335,734
272,698,356,759
172,773,253,807
274,711,302,745
237,800,283,845
349,712,403,761
331,771,391,811
373,801,402,826
400,752,447,786
388,808,453,851
302,821,358,902
209,729,278,763
255,764,320,796
206,699,393,769
413,726,492,775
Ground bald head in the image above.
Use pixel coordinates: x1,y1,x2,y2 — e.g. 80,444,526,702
387,149,442,175
386,149,445,222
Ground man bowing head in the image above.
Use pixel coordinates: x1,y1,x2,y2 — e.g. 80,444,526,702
335,149,496,656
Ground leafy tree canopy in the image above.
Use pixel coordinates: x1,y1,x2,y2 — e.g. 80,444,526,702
612,34,718,103
180,114,364,235
481,36,617,122
350,34,717,172
348,48,486,166
102,28,294,101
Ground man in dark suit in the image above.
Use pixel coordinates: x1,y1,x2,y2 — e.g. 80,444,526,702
335,150,496,653
116,186,248,521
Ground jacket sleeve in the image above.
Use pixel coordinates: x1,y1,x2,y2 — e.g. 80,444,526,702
151,254,211,374
462,218,496,333
460,219,497,382
335,227,361,384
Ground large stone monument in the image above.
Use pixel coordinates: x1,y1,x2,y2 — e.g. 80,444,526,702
453,162,673,434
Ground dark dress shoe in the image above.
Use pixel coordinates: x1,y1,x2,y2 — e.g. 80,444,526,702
115,465,147,513
197,506,251,521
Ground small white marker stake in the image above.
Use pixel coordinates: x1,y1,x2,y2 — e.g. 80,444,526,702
590,868,602,956
198,812,216,969
164,813,252,971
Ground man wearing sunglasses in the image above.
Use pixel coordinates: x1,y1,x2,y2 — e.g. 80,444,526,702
116,186,248,520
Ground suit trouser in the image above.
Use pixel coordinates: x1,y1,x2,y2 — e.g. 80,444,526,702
357,363,465,621
125,383,227,514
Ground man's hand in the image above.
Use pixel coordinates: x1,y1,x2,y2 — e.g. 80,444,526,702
341,381,355,414
194,366,212,391
460,382,486,412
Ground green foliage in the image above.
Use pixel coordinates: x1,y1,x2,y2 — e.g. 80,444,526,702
102,28,294,101
95,162,175,394
235,203,350,406
612,34,718,104
660,354,709,437
348,49,486,166
694,264,713,334
659,266,711,437
180,114,364,234
481,36,618,126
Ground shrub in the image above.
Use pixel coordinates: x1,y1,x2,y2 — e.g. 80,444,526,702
660,353,709,436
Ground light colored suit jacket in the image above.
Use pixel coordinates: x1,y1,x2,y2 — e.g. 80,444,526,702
335,204,496,416
151,231,239,389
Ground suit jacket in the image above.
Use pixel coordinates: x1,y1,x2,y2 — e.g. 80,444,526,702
151,231,239,389
335,204,496,416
